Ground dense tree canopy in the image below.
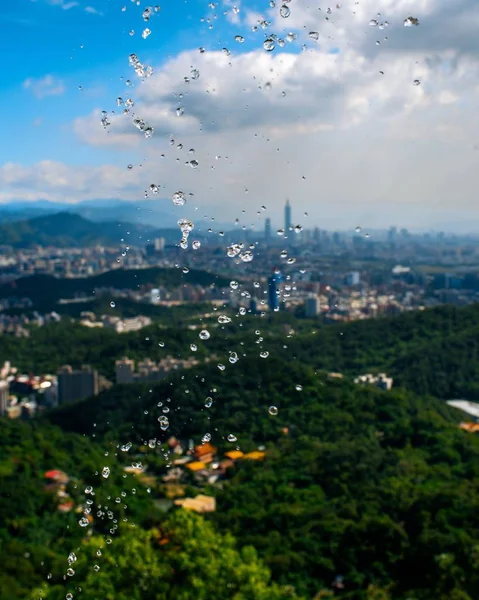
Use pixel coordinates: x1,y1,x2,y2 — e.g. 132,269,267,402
2,304,479,599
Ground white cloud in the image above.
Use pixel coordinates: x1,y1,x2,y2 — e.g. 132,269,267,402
23,75,65,99
85,6,102,15
39,0,79,9
9,0,479,230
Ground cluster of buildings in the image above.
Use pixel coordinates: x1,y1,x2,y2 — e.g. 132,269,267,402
157,437,267,512
115,356,200,384
80,312,152,333
0,310,61,337
354,373,394,391
0,361,58,418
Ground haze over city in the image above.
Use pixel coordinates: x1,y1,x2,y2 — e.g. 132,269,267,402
1,0,479,231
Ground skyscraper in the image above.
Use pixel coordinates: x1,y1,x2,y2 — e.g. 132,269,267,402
268,270,283,312
0,380,8,416
57,365,99,404
285,200,292,233
265,217,271,244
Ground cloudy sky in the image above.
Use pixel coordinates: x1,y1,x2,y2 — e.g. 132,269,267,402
1,0,479,231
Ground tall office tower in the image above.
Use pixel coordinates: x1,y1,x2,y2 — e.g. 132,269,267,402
115,357,135,384
57,365,99,404
305,295,320,317
268,270,283,312
285,200,292,233
265,217,272,244
0,380,8,416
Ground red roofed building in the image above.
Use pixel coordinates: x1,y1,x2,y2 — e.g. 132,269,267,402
194,442,216,464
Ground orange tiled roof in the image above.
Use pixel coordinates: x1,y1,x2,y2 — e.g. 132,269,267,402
460,422,479,433
195,442,216,457
243,451,266,460
185,461,207,472
224,450,244,460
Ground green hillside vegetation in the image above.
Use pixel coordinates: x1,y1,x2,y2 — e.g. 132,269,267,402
3,305,479,598
0,266,229,310
3,302,479,398
0,212,155,248
0,419,296,600
44,356,479,599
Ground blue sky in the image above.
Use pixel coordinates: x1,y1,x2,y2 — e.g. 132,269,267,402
2,0,479,231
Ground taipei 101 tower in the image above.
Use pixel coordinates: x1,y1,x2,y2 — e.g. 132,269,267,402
285,199,292,233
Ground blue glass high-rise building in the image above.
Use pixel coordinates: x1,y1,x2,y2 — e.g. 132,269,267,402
268,271,283,312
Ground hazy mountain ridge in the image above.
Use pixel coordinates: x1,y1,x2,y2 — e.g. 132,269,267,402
0,212,164,248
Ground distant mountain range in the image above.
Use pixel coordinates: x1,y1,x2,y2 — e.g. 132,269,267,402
0,212,172,248
0,199,231,231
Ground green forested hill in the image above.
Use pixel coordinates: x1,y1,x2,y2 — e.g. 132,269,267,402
3,302,479,398
0,266,229,310
3,305,479,599
44,356,479,599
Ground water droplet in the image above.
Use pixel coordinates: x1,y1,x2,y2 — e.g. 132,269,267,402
218,363,226,371
222,47,231,55
142,28,151,39
240,250,254,262
199,329,211,340
268,405,278,416
413,79,421,86
102,466,110,478
78,517,89,527
176,106,185,117
172,191,186,206
355,225,361,233
260,351,269,358
227,434,237,442
189,159,199,168
67,568,75,577
287,257,296,264
129,29,135,36
182,266,189,274
192,240,201,250
277,228,285,235
202,433,212,443
369,19,378,26
279,4,290,17
110,301,116,308
205,397,213,408
93,565,100,572
68,553,77,565
142,7,152,21
235,35,245,43
295,384,303,391
229,352,239,364
404,16,419,27
158,415,169,431
230,280,239,290
294,224,303,232
263,38,275,51
191,68,200,79
309,31,319,40
190,343,198,351
218,314,232,324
